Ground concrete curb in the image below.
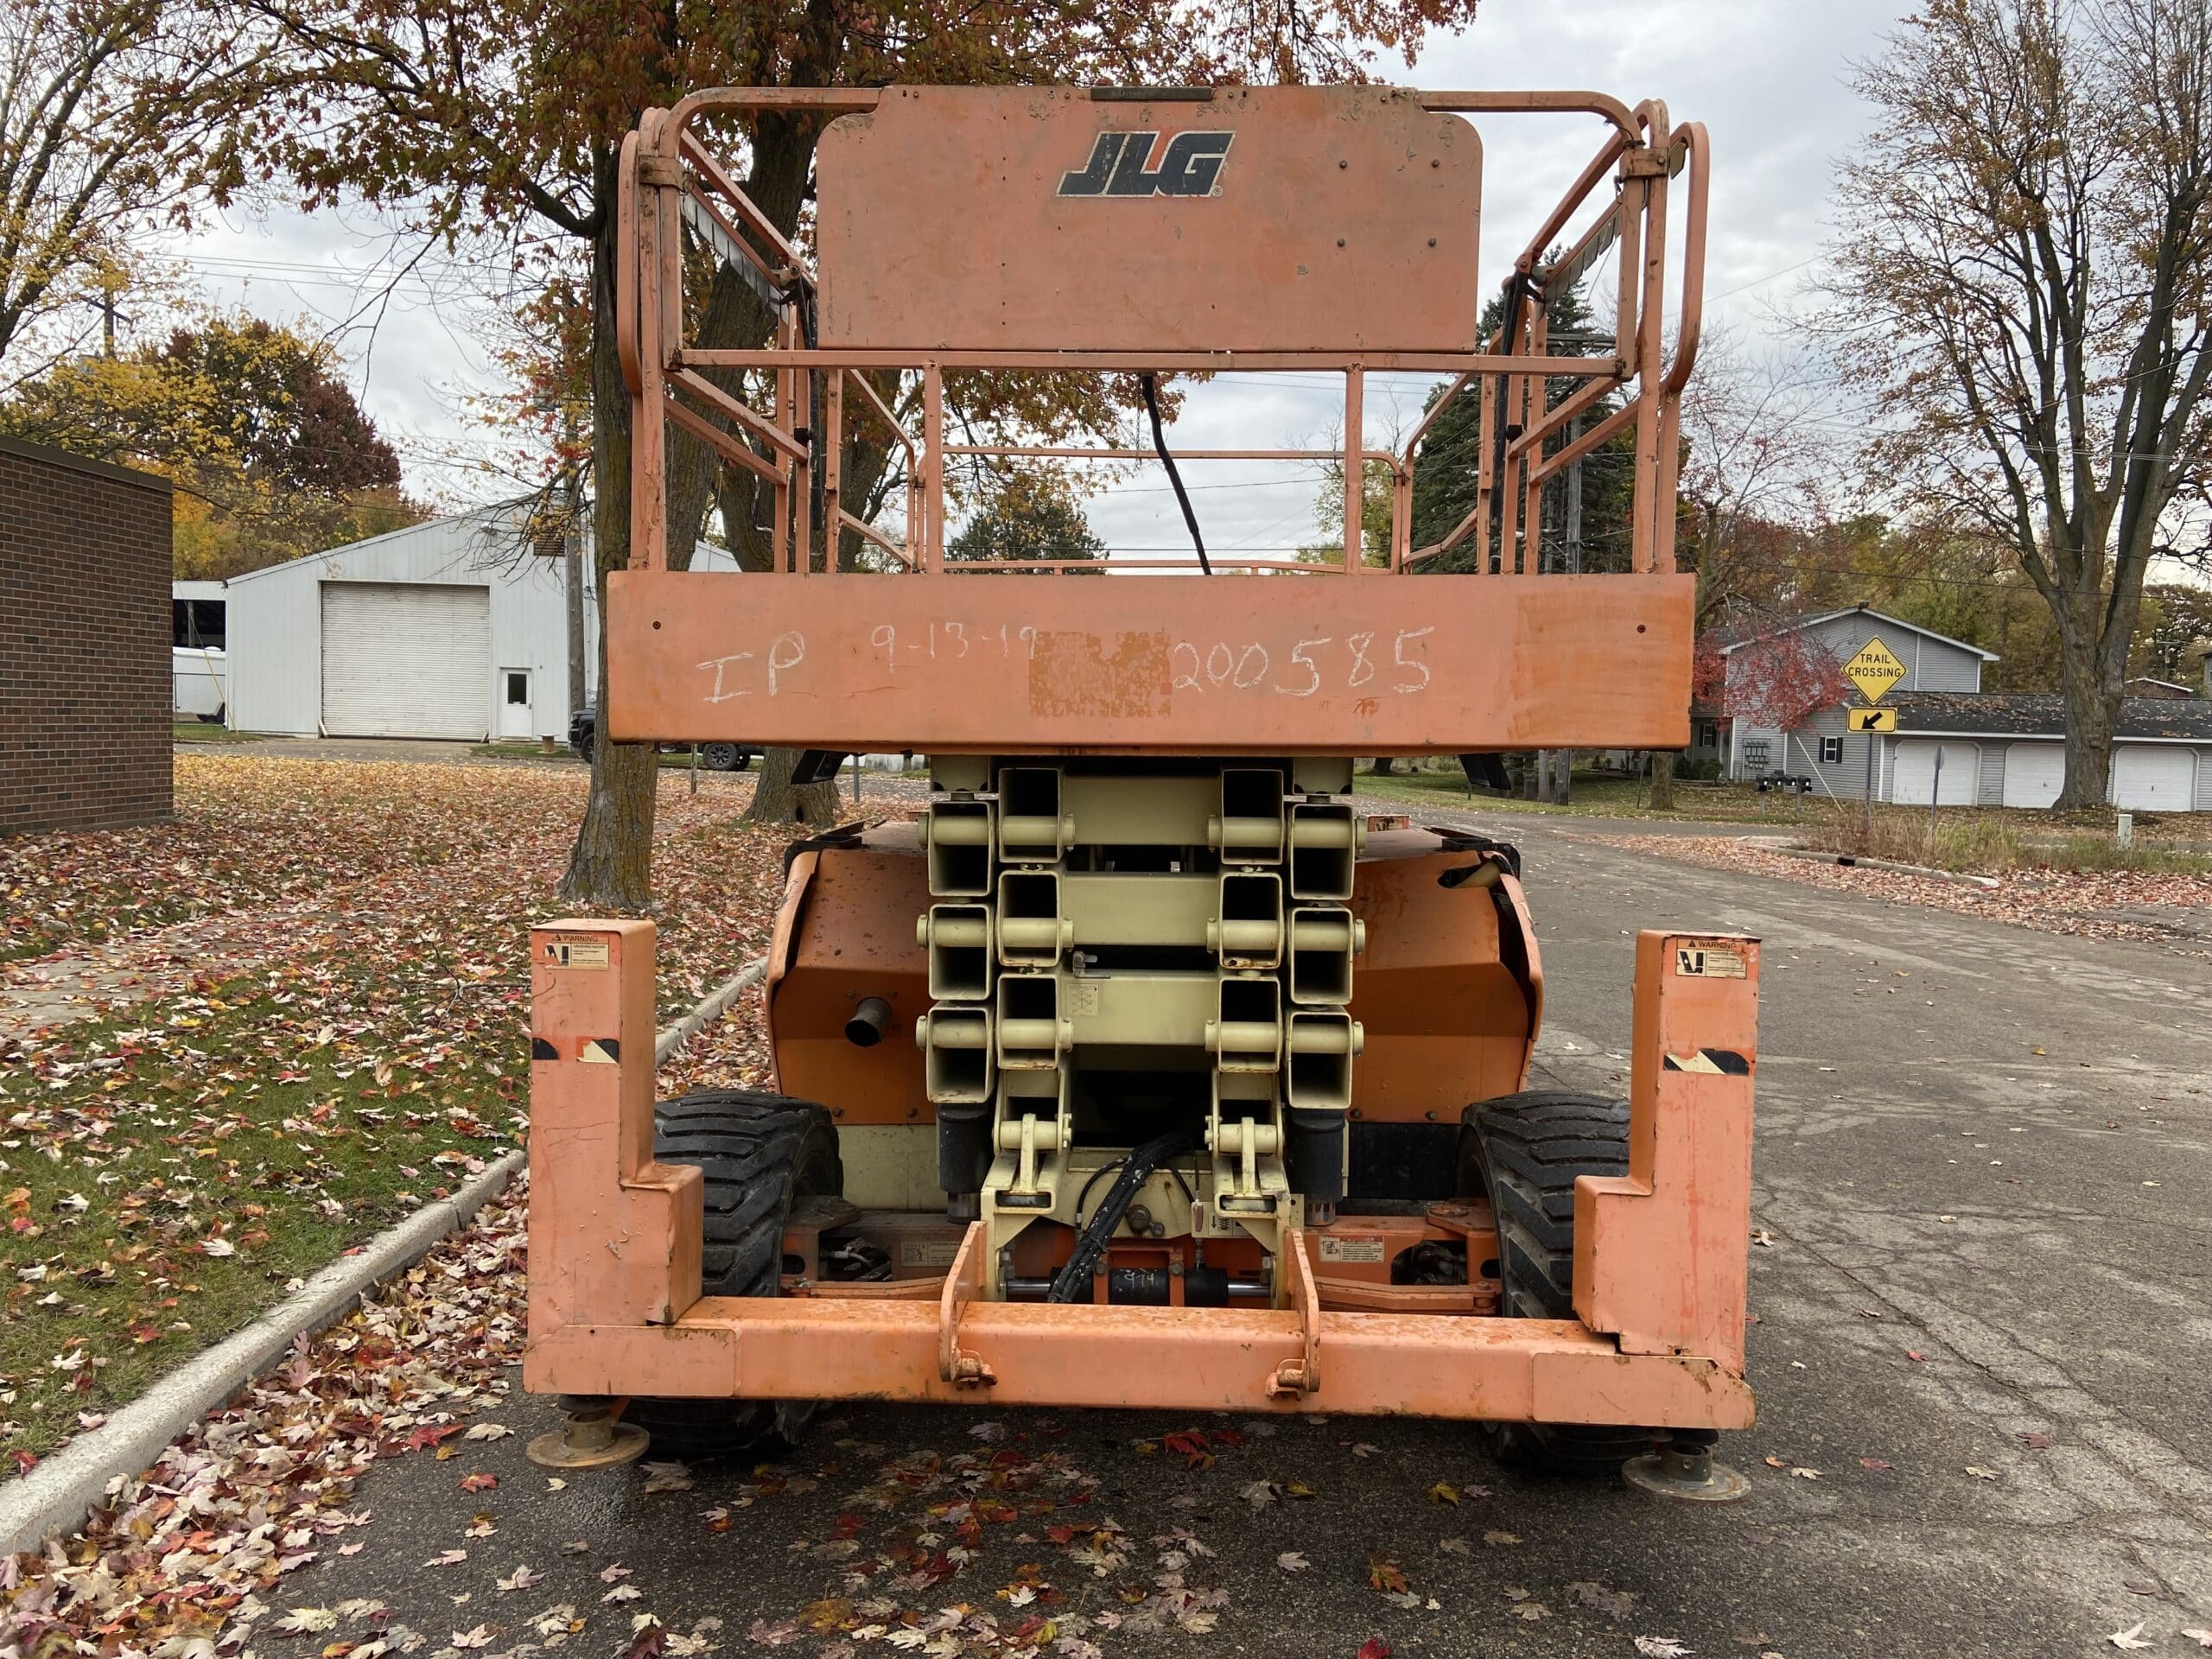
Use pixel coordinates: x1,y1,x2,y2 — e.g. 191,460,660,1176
0,952,769,1561
655,957,769,1065
1752,839,2003,890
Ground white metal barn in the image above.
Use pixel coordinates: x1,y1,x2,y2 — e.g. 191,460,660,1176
220,505,736,741
1878,692,2212,813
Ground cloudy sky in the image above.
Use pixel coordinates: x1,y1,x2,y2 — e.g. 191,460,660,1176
162,0,1910,553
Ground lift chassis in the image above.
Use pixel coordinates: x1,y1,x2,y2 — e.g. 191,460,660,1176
526,83,1758,1489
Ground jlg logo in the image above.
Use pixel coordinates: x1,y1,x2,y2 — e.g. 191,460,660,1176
1057,130,1233,198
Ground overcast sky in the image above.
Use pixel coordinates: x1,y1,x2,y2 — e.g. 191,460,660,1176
162,0,1909,554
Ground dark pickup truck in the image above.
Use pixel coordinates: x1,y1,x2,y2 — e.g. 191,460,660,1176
569,704,755,772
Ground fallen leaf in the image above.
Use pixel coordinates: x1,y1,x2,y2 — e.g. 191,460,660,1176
496,1567,543,1593
450,1627,493,1650
1568,1580,1637,1618
459,1473,498,1494
1356,1642,1391,1659
2107,1624,2152,1650
1275,1551,1309,1573
1634,1640,1693,1658
1425,1482,1459,1506
1367,1560,1408,1594
641,1461,694,1495
276,1609,340,1636
1964,1465,1999,1480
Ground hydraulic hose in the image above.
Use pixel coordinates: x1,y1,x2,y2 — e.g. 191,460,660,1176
1046,1128,1200,1302
1140,373,1211,574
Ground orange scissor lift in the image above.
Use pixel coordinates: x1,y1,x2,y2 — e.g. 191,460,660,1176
525,84,1758,1499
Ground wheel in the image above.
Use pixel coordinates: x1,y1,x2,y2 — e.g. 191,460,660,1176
1459,1090,1655,1476
702,741,742,772
571,731,594,763
622,1089,842,1459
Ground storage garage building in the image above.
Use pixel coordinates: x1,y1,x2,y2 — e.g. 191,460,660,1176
1877,691,2212,813
221,505,733,741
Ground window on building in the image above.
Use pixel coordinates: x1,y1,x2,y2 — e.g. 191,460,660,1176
505,671,531,705
1696,722,1717,748
172,599,226,650
1820,735,1842,765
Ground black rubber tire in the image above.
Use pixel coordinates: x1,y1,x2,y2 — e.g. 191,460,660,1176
1462,1089,1655,1477
702,741,742,772
623,1089,842,1459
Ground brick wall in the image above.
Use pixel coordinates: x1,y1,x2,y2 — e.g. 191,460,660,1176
0,435,174,834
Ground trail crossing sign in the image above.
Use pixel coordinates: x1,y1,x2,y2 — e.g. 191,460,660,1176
1847,707,1897,733
1845,637,1907,703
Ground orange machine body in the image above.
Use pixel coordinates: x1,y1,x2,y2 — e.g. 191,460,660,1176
526,82,1758,1434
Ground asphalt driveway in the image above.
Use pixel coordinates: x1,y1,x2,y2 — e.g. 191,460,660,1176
283,815,2212,1659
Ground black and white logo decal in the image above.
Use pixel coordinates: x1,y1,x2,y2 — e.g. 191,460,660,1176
1058,130,1233,198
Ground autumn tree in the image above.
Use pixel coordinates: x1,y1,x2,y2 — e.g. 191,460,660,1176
1691,624,1853,738
231,0,1481,908
0,2,265,388
1830,0,2212,808
949,475,1108,570
0,311,422,573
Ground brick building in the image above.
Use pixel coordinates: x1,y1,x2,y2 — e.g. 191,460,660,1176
0,435,174,834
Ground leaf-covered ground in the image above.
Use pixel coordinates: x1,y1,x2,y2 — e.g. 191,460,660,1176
1586,834,2212,958
0,1179,1690,1659
0,756,801,1465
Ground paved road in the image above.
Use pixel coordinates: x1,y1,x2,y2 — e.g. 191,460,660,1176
301,818,2212,1658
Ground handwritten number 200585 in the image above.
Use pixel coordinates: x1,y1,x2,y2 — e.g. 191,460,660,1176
1173,628,1434,696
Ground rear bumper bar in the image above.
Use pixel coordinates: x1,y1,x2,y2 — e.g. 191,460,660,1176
527,1300,1752,1427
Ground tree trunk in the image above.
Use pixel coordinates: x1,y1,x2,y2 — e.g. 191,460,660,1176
743,745,842,827
2055,624,2118,811
557,158,658,912
1648,751,1675,811
1367,757,1397,776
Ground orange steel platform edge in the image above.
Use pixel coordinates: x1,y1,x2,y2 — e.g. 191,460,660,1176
605,569,1694,753
600,84,1713,757
524,921,1758,1428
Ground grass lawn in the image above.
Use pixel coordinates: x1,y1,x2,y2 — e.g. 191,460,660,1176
171,721,262,743
0,753,791,1464
1359,763,2212,872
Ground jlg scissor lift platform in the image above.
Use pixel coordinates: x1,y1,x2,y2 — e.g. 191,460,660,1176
525,84,1757,1498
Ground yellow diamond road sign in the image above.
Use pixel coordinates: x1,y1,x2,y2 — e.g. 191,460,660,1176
1846,637,1908,704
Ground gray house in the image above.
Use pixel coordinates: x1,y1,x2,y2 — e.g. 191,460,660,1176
1694,607,1995,797
1694,604,2212,810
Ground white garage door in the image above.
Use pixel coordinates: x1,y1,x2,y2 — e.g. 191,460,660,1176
2001,742,2066,809
2111,746,2196,811
321,583,492,739
1891,740,1978,805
